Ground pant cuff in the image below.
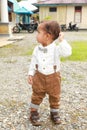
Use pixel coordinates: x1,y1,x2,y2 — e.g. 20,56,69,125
50,108,59,112
30,103,39,109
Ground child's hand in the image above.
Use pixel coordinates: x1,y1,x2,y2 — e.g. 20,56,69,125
27,75,33,85
58,32,64,42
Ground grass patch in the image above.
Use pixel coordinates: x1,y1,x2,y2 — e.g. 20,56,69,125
23,44,35,56
61,41,87,61
0,44,20,57
0,42,36,57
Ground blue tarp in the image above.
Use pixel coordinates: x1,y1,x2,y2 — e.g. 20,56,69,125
8,0,20,12
14,7,33,14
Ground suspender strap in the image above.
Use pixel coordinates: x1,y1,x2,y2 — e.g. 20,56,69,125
53,65,57,72
36,64,38,70
53,45,57,72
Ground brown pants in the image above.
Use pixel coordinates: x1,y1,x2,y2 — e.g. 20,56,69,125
31,70,61,109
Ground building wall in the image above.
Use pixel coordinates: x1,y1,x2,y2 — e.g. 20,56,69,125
0,23,9,34
81,6,87,28
39,6,57,21
48,8,57,21
66,6,74,27
0,0,13,36
39,5,87,29
0,0,19,35
57,6,67,24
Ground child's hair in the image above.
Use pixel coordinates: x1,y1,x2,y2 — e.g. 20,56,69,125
40,21,60,40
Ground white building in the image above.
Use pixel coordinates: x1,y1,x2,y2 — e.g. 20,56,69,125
0,0,11,36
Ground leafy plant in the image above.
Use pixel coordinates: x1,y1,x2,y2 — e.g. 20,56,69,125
17,0,22,2
44,16,52,20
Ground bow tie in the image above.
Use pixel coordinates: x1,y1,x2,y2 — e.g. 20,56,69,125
38,47,47,53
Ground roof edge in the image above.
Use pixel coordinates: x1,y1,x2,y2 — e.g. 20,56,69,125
33,3,87,7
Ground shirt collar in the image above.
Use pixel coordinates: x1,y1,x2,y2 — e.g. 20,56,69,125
39,41,55,50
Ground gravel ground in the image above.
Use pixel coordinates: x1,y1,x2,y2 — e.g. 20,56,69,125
0,31,87,130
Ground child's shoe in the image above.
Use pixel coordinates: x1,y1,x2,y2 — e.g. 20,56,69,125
30,111,41,126
50,112,61,124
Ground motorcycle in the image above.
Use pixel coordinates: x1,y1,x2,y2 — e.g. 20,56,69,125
60,24,66,31
12,22,37,33
68,22,78,31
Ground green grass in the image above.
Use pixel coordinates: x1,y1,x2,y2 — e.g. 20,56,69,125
61,41,87,61
23,44,35,56
0,43,35,57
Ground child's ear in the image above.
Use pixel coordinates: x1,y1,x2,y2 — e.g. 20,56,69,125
45,33,50,40
47,33,52,38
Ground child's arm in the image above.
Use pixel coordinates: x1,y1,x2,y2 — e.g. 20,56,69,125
28,46,38,84
57,32,72,57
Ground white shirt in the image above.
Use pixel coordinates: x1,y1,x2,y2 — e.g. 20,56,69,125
28,40,72,76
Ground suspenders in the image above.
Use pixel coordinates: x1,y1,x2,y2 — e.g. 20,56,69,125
53,45,57,72
36,64,38,70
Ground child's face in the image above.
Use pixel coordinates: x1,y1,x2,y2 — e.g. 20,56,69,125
36,24,48,46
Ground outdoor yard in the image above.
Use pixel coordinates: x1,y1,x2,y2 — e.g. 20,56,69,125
0,31,87,130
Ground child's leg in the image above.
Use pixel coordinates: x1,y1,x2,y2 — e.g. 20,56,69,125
29,71,46,126
47,72,61,124
29,87,46,126
30,71,46,107
47,72,61,110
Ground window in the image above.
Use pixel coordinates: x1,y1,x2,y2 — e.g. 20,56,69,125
49,7,57,12
75,6,82,23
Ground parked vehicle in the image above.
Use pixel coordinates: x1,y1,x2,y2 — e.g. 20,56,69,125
61,22,79,31
68,22,78,31
60,24,66,31
12,22,38,33
29,20,38,31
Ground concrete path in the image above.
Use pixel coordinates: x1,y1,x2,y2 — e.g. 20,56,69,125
0,34,24,47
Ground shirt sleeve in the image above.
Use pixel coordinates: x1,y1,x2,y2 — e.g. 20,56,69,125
28,46,38,76
57,39,72,57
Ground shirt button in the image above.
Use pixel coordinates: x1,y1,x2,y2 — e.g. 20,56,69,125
43,67,45,70
43,59,45,61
